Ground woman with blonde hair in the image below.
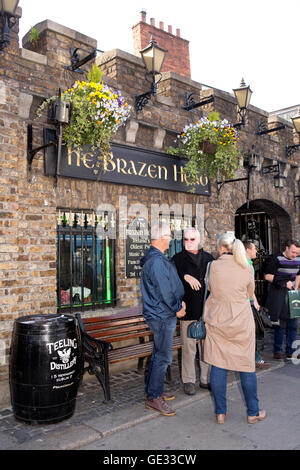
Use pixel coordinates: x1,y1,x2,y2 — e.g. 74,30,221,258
203,233,266,424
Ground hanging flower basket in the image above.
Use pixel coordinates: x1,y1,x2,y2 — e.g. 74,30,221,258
37,75,131,172
168,112,240,190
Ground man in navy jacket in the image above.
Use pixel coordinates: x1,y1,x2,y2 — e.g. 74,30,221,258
140,222,186,416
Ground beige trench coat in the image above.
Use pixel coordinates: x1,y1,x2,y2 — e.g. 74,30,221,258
203,254,255,373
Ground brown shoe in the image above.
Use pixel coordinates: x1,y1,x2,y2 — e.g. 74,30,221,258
273,353,285,360
161,392,175,401
247,410,267,424
256,361,271,370
146,397,176,416
216,414,226,424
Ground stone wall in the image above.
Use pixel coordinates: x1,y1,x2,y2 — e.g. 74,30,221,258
0,8,299,404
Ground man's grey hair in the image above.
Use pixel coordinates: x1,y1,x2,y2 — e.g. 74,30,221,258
184,227,201,239
151,222,171,240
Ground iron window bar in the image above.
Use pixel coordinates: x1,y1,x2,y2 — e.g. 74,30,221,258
57,209,116,313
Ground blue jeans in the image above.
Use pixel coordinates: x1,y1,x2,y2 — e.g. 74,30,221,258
145,316,177,400
274,318,298,355
210,365,259,416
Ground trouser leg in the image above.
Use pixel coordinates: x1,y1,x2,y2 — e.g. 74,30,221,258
210,365,227,415
240,371,260,417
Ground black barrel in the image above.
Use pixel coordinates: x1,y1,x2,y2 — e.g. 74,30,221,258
9,314,82,425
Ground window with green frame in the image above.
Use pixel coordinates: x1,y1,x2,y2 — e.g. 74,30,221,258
56,209,116,311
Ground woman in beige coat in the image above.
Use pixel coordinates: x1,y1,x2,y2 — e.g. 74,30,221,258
204,233,266,424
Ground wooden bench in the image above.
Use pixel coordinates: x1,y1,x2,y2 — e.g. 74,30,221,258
76,306,182,402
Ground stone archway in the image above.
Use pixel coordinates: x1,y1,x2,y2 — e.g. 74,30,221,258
235,199,292,305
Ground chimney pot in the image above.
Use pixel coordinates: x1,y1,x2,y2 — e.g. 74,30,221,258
140,9,147,22
159,21,164,30
168,25,172,34
150,18,155,26
176,28,180,37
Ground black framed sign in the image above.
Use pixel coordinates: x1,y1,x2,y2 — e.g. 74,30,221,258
44,129,211,196
125,217,150,279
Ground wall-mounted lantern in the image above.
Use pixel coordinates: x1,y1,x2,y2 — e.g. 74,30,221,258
232,78,252,128
135,36,167,114
0,0,19,51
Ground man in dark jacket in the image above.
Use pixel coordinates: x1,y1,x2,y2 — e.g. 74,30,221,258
140,222,186,416
172,227,214,395
264,239,300,360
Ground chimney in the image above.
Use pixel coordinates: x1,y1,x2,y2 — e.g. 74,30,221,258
140,9,146,22
132,12,191,79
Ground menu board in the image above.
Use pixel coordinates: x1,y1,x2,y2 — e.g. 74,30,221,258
125,218,151,278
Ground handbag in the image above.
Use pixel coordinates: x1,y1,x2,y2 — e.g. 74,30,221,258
257,306,273,329
287,290,300,318
187,262,212,340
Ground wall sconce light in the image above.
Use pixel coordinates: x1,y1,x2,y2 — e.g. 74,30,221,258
135,36,167,114
261,161,285,188
182,91,215,111
0,0,19,51
62,47,103,74
232,78,252,128
27,89,72,185
286,114,300,157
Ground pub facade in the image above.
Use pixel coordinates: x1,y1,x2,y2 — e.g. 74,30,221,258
0,7,299,407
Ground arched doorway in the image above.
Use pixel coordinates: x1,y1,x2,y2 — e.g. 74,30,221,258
235,199,292,305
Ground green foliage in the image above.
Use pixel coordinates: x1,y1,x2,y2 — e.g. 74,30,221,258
168,112,240,190
36,80,131,173
29,27,39,46
87,64,103,84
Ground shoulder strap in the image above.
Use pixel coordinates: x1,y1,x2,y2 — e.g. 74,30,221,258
201,261,212,315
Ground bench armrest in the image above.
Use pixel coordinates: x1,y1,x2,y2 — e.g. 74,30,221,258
76,313,113,353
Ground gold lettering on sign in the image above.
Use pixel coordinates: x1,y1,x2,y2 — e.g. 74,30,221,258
103,153,116,172
148,164,157,179
117,158,128,175
127,160,137,175
82,153,94,169
68,147,81,167
138,162,147,177
158,165,167,180
199,175,208,187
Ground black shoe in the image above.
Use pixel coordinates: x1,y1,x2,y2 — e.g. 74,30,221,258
200,382,211,390
184,382,196,395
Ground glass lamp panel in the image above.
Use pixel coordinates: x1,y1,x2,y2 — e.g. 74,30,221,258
141,47,154,73
292,115,300,133
2,0,19,14
153,47,166,73
234,86,252,109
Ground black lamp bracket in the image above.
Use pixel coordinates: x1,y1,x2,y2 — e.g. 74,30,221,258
63,47,103,73
27,124,57,172
217,157,255,206
135,75,159,114
261,161,280,175
256,119,286,135
286,143,300,158
182,92,215,111
233,108,247,128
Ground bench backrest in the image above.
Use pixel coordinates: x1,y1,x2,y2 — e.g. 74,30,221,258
77,306,180,344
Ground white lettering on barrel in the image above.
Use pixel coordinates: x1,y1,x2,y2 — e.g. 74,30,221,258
46,338,77,354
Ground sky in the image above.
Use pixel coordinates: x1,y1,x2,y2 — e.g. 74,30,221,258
18,0,300,113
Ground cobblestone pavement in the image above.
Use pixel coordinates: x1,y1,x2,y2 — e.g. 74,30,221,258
0,329,294,447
